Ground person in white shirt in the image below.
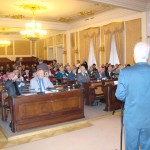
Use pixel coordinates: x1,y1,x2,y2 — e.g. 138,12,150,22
30,69,54,93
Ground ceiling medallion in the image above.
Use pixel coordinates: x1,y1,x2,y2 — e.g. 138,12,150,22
58,17,72,23
79,10,94,16
5,14,25,19
19,3,46,12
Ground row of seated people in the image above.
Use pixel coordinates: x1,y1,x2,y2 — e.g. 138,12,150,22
2,66,123,98
0,58,128,95
0,60,123,84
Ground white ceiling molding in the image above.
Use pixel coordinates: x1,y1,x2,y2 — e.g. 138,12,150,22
0,18,71,31
87,0,147,11
69,8,141,30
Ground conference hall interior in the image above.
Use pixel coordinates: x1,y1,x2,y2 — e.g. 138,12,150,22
0,0,150,150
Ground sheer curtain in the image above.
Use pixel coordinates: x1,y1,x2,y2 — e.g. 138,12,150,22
102,22,124,64
79,27,100,64
109,35,120,65
88,39,97,68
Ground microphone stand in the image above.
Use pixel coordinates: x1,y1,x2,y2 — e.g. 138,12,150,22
120,102,124,150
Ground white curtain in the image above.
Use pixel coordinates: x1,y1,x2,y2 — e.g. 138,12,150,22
88,39,97,68
109,35,120,65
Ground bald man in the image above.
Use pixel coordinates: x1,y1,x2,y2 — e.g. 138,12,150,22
115,42,150,150
30,69,54,93
95,67,106,80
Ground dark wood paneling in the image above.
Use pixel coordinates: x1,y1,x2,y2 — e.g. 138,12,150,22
9,89,84,132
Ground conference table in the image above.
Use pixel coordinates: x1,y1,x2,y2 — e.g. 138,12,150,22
2,88,84,132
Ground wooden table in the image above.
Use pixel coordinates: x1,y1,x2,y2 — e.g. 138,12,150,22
83,80,121,111
83,80,114,106
4,89,84,132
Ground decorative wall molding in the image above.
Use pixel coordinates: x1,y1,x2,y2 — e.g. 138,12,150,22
0,18,71,31
88,0,147,11
56,34,64,45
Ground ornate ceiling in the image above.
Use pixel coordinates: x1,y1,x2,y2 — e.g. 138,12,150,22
0,0,114,23
0,0,148,36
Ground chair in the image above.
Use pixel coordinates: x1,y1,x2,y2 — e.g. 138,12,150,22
1,91,9,121
67,80,76,86
90,84,105,106
103,84,121,111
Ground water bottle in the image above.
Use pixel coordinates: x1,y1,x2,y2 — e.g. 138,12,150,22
72,84,75,89
67,86,71,91
56,80,58,85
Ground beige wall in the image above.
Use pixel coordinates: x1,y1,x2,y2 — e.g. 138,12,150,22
0,47,5,55
126,18,142,65
14,40,30,55
69,18,142,66
47,34,67,64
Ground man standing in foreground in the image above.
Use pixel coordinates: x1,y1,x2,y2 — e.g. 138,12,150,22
115,42,150,150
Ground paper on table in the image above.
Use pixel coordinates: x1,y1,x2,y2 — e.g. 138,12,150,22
114,81,118,85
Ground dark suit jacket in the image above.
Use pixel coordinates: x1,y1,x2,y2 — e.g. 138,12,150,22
67,72,75,81
37,63,48,71
15,61,22,67
95,72,106,80
77,73,90,88
87,70,95,77
106,71,114,79
5,80,27,97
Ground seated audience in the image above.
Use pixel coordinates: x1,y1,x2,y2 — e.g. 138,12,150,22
56,66,67,83
5,72,27,97
30,69,54,93
6,64,11,72
77,64,90,88
23,70,30,82
92,64,97,72
95,67,106,80
47,64,54,83
106,65,114,79
66,66,76,82
2,71,9,82
76,60,80,74
82,59,88,70
15,57,23,67
88,66,95,77
53,59,59,69
0,66,6,75
37,58,48,71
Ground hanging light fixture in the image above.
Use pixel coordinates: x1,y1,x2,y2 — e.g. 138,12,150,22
0,40,11,47
20,3,47,41
0,28,11,47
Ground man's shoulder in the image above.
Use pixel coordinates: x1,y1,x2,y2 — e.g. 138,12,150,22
77,73,82,76
30,77,37,82
43,77,50,81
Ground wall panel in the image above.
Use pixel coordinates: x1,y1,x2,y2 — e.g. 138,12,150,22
0,47,5,55
125,18,141,65
15,40,30,55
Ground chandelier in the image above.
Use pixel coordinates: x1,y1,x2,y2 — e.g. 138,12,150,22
20,3,47,41
0,28,11,47
0,40,11,47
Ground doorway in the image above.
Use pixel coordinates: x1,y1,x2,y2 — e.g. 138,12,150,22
48,48,53,60
57,46,63,64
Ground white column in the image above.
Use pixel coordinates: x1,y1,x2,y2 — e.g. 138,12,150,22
77,31,80,60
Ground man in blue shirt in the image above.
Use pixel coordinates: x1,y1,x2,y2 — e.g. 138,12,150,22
115,42,150,150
